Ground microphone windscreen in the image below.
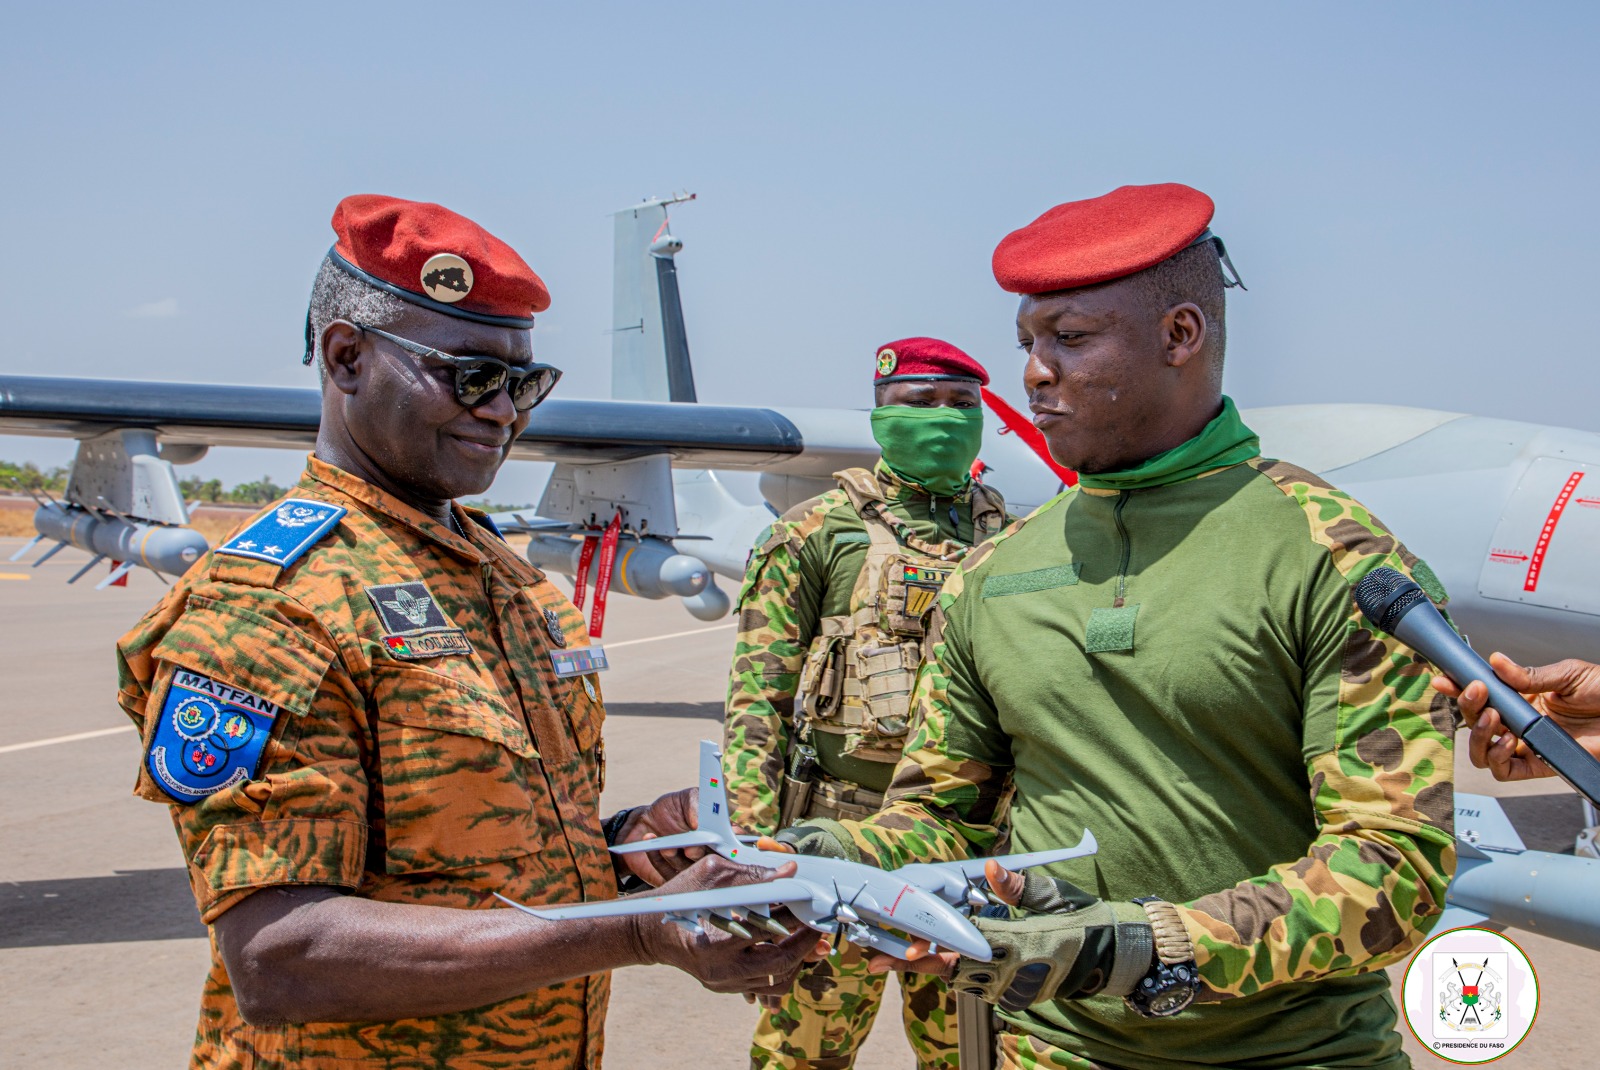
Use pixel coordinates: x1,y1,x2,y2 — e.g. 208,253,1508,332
1354,566,1430,634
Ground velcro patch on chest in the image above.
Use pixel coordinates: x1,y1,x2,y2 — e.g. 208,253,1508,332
981,563,1082,598
367,581,473,660
1085,603,1139,654
145,670,279,803
217,499,346,568
367,581,454,634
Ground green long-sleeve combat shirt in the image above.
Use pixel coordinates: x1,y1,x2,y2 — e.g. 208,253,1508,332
724,463,1006,835
837,456,1458,1070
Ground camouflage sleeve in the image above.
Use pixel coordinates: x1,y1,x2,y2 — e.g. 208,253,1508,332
722,521,823,836
118,583,368,923
1180,466,1458,1000
833,545,1016,870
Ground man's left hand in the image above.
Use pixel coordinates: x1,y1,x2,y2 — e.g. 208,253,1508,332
866,860,1153,1011
611,788,707,886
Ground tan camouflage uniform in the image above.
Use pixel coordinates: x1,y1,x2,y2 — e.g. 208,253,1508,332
725,462,1007,1070
831,456,1459,1070
117,456,614,1069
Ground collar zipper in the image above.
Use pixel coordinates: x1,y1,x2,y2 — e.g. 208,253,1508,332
1112,491,1132,608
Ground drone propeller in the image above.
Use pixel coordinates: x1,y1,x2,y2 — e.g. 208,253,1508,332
828,880,868,954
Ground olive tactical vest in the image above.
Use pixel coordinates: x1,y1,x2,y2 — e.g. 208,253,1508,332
796,468,1006,764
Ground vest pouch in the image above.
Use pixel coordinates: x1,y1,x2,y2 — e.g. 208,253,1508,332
798,629,848,722
851,639,920,740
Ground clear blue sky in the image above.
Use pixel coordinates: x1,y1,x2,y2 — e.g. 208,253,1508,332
3,2,1596,501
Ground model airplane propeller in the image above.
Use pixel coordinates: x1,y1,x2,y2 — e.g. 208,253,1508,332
495,740,1098,962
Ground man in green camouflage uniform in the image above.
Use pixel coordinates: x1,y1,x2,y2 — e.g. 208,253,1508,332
778,185,1458,1070
726,337,1012,1069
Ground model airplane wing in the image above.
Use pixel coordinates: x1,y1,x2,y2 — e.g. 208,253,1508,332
889,830,1099,890
496,878,815,921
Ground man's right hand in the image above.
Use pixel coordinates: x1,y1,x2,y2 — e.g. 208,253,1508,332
635,854,825,996
1433,654,1600,781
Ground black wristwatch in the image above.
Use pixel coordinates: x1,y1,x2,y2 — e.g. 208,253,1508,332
1125,896,1198,1018
602,808,650,894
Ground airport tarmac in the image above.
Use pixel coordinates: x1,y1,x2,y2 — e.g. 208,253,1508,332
1,535,1592,1068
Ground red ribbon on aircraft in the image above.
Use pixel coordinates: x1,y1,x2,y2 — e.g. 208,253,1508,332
980,387,1077,487
588,510,624,639
572,533,599,610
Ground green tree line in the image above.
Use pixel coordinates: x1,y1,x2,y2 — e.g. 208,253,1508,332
6,459,530,512
3,460,290,505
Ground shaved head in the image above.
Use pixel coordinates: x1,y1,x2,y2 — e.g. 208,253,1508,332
1129,241,1227,386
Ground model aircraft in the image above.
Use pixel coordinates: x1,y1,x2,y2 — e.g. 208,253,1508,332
495,740,1099,961
497,742,1600,958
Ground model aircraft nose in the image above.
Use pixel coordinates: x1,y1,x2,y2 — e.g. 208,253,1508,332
905,887,994,962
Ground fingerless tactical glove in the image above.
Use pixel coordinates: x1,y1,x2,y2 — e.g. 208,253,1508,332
953,870,1154,1012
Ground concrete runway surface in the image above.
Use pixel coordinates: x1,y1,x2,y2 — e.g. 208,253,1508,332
1,535,1591,1068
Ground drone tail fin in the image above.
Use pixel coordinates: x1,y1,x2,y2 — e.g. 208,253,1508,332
606,740,741,856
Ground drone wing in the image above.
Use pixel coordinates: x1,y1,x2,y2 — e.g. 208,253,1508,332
497,877,815,921
890,829,1099,888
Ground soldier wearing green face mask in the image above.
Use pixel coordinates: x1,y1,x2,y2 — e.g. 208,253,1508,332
724,336,1011,1070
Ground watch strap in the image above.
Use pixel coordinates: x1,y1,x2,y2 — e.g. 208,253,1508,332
1137,897,1195,965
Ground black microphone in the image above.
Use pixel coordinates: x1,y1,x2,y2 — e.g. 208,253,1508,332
1354,566,1600,807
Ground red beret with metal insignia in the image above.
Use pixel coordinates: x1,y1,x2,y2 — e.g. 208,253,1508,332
992,183,1216,295
874,337,989,385
328,194,550,327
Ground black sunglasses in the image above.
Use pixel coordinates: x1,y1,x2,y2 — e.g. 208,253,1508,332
353,322,563,411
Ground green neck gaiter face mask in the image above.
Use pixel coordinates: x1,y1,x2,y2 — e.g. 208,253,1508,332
1076,395,1261,491
870,405,985,497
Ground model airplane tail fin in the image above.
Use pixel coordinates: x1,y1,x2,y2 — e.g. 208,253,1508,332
606,740,741,857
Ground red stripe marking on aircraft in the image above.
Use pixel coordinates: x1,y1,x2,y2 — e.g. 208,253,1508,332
1526,471,1584,592
889,883,909,917
1489,550,1529,562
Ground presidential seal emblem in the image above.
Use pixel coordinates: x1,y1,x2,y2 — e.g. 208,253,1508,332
421,252,474,304
544,607,568,648
1400,925,1539,1063
876,347,897,376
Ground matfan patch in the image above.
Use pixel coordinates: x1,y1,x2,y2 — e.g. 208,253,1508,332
145,670,278,804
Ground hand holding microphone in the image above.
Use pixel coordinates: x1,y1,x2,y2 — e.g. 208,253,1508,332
1353,567,1600,806
1433,653,1600,782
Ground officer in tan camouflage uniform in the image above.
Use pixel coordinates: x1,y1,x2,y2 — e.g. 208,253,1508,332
773,185,1460,1070
724,337,1010,1069
117,194,816,1070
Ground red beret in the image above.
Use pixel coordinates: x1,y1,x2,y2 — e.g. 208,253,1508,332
874,337,988,386
992,183,1215,295
328,194,550,327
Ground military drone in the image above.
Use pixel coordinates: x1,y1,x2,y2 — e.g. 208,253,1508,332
496,740,1098,962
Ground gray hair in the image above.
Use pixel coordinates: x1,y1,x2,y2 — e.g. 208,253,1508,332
306,255,410,372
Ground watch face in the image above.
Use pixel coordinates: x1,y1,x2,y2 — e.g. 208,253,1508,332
1147,986,1196,1016
1130,963,1197,1018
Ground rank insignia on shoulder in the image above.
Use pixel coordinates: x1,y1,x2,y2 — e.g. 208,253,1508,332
217,499,346,569
146,670,278,804
551,645,609,678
